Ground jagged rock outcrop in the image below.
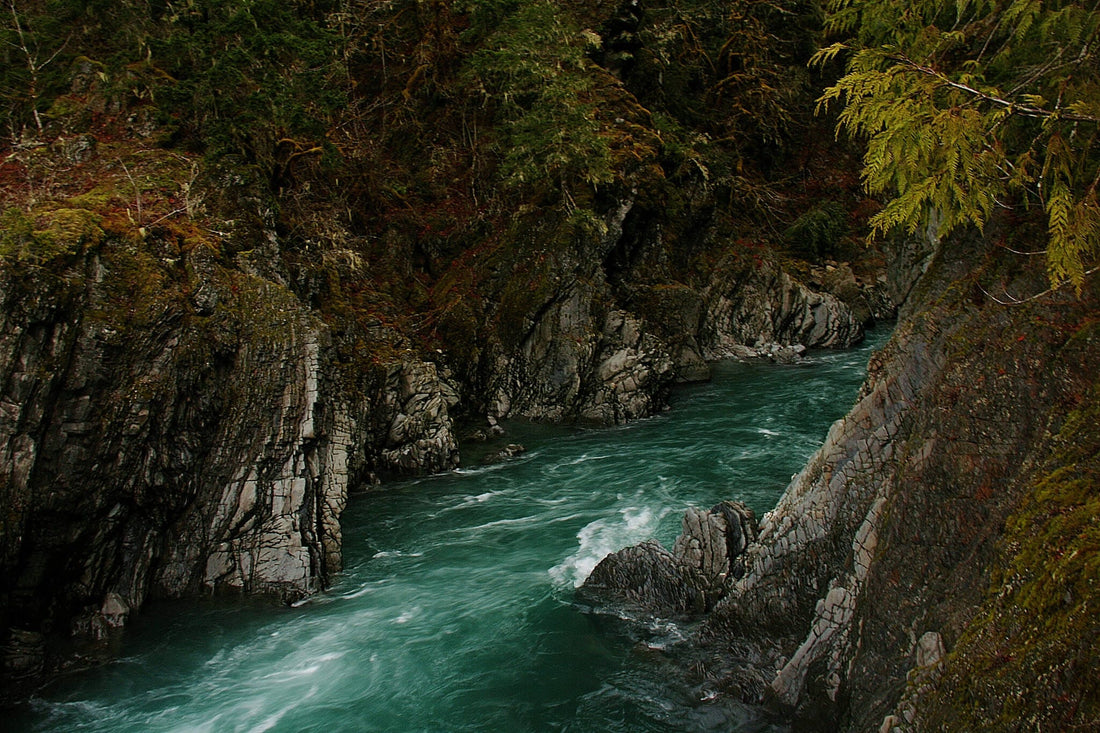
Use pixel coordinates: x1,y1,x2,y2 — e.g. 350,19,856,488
486,280,677,423
468,187,875,425
488,263,867,423
380,360,461,474
700,254,864,359
620,247,870,376
810,260,897,325
578,501,757,616
0,249,346,636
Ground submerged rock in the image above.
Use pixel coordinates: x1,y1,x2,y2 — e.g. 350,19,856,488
482,443,527,464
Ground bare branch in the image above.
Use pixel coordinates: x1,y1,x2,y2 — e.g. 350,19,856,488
979,265,1100,305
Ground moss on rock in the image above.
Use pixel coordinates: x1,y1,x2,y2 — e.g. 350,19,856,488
921,322,1100,731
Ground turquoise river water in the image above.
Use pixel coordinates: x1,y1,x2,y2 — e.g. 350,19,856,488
15,329,889,732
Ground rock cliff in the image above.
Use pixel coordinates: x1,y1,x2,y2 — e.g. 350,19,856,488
582,220,1100,730
0,231,466,680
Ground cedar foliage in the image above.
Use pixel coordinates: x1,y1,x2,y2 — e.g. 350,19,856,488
462,0,613,207
815,0,1100,288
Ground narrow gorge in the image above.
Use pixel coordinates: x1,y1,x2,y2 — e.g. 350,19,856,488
2,0,1098,729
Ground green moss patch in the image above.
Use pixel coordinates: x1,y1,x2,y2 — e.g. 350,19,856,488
925,373,1100,730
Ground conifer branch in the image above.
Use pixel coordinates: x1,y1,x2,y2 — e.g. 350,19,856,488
888,54,1100,125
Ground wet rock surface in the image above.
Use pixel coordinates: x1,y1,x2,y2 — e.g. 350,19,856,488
579,501,757,616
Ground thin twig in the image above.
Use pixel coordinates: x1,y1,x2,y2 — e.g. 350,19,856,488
119,159,142,224
999,244,1047,256
146,206,189,227
979,265,1100,305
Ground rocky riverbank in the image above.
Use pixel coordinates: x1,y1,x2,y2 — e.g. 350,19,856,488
581,219,1100,730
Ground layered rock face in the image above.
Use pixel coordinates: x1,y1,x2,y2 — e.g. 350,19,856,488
485,280,677,423
0,254,335,643
0,241,463,677
700,254,865,359
488,258,866,423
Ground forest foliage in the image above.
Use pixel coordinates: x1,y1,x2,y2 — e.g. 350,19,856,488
2,0,827,273
815,0,1100,288
4,0,1098,293
1,0,820,193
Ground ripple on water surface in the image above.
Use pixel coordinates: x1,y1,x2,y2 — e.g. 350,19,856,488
15,329,890,732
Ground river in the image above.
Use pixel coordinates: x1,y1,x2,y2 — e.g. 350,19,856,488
14,329,889,732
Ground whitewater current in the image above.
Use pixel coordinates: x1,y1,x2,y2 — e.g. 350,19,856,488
15,329,888,732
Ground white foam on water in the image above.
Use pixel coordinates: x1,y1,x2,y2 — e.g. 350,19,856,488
565,453,613,466
372,550,424,559
439,489,513,513
259,652,344,682
394,607,421,624
549,504,673,588
452,462,509,476
246,684,318,733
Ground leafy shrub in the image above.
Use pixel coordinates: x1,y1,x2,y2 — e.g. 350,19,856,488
465,0,612,198
783,201,848,259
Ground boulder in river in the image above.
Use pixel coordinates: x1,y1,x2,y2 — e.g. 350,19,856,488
578,501,757,617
